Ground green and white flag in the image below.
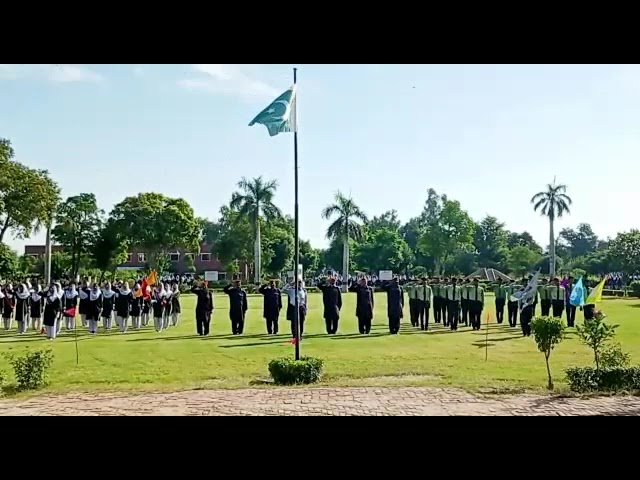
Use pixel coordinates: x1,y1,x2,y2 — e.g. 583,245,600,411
249,85,297,137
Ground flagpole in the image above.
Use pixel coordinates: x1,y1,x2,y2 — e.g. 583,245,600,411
293,67,301,360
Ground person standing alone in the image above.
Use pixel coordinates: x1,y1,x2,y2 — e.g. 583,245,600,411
223,280,248,335
259,279,282,334
318,276,343,334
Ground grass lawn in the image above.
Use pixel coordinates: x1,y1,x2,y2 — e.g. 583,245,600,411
1,292,639,395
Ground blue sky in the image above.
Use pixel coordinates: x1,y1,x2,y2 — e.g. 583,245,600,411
1,64,639,255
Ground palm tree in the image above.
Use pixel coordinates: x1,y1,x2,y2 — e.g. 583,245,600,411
230,176,281,283
531,181,572,276
322,192,368,291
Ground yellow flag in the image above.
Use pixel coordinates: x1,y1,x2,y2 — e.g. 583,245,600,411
586,278,606,304
147,270,158,286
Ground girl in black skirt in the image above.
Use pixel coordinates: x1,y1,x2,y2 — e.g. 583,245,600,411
30,285,44,331
62,283,79,330
78,281,90,327
101,282,116,330
115,281,133,333
41,285,61,340
151,285,167,332
170,283,181,327
86,283,103,334
162,282,173,330
15,284,31,334
131,284,143,329
2,284,15,330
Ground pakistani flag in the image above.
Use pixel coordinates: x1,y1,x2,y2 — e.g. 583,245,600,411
249,85,297,137
510,270,540,312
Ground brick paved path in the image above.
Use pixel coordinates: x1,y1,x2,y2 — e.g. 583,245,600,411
2,387,639,416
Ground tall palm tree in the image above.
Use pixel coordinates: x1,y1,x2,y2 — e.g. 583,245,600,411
322,192,368,291
531,181,572,276
230,176,281,283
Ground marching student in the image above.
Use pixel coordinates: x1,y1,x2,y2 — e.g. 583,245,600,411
565,276,577,327
468,277,485,331
223,280,248,335
62,283,79,331
318,276,343,334
78,280,90,327
441,278,450,326
507,281,519,328
382,277,404,335
446,278,462,331
494,278,507,324
162,282,173,330
460,278,470,326
191,281,214,336
538,278,551,317
432,278,442,324
101,282,116,330
142,286,152,327
349,276,374,334
151,285,167,333
283,279,307,340
2,284,15,330
41,284,61,340
416,277,431,331
86,283,102,334
170,283,181,327
259,279,283,335
405,281,419,327
14,284,31,334
30,284,44,331
549,277,565,318
131,284,143,329
115,281,133,333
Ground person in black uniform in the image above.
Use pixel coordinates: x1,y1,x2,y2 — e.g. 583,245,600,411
30,284,44,331
318,276,343,334
78,280,90,328
446,278,462,331
86,283,103,334
382,277,404,334
259,279,282,334
494,278,507,324
565,276,577,327
115,281,133,333
101,282,116,330
2,284,15,330
130,283,143,329
223,280,248,335
349,276,374,334
507,281,519,328
41,285,61,340
519,278,534,337
61,283,79,331
432,278,442,324
14,284,31,334
191,281,214,336
441,278,450,326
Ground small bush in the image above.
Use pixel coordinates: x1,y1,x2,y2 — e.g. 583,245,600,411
268,356,324,385
576,313,618,371
631,281,640,298
530,316,567,390
566,366,640,393
0,370,6,388
600,344,631,369
3,349,54,391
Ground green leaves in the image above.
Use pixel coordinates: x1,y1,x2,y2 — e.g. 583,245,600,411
609,230,640,274
530,316,567,390
576,314,619,371
0,243,19,279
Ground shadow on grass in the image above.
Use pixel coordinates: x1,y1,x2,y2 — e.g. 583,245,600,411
471,335,523,348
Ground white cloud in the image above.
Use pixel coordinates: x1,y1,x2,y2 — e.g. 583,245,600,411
178,64,278,99
0,64,104,83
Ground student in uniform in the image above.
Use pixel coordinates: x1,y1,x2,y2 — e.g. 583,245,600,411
142,286,152,327
468,277,485,330
170,283,181,327
431,278,442,324
101,282,117,330
405,281,418,327
283,279,307,340
507,281,519,328
318,276,343,334
446,278,462,331
349,276,374,334
494,278,507,324
115,281,133,333
191,281,214,336
549,277,565,318
2,284,15,330
62,283,79,331
565,276,577,327
583,281,596,321
14,284,31,334
162,282,173,330
151,285,167,332
537,278,551,317
416,277,432,330
223,280,248,335
53,282,65,335
78,280,90,327
259,279,283,335
441,278,450,326
130,284,143,330
41,285,61,340
382,277,404,334
30,284,44,331
86,283,103,334
518,278,534,336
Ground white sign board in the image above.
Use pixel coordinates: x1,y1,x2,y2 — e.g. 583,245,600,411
204,271,219,282
287,264,303,280
379,270,394,281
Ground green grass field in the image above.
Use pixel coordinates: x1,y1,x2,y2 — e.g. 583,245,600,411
1,292,638,395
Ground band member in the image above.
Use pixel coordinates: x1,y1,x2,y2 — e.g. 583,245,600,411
318,276,343,334
468,277,485,330
115,281,133,333
283,279,307,340
446,278,462,331
507,281,519,328
102,282,116,330
460,278,470,326
382,277,404,334
62,283,79,331
151,285,168,332
14,284,31,334
432,278,442,323
565,276,577,327
30,284,44,331
86,283,102,334
41,285,61,340
162,282,173,330
170,283,181,327
191,281,214,336
549,277,565,318
406,281,418,327
2,284,15,330
494,278,507,324
416,277,431,330
223,280,248,335
349,277,374,334
78,280,90,327
259,280,283,335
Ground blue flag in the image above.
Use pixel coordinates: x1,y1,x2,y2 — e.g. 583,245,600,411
570,277,585,307
249,85,297,137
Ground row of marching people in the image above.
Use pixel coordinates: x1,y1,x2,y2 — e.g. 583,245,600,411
1,279,182,339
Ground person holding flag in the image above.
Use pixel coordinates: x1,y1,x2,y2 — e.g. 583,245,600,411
569,276,585,327
511,271,540,337
565,276,577,327
584,277,606,321
62,282,79,331
131,283,144,330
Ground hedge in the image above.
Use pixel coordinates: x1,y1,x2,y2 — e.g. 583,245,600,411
565,366,640,393
268,356,324,385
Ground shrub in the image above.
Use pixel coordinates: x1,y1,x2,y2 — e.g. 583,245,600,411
3,348,54,391
530,316,567,390
631,281,640,298
268,356,324,385
0,369,5,388
600,344,631,369
566,366,640,393
576,313,618,371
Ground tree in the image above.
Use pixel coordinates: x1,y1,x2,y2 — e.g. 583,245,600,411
229,177,281,284
531,181,572,277
531,316,566,390
109,193,200,272
355,227,413,273
418,195,475,275
299,240,320,276
474,216,508,269
36,251,72,280
321,237,359,274
444,245,479,275
0,138,60,243
91,220,130,281
534,254,564,276
322,192,367,290
184,254,197,274
508,246,543,277
17,254,35,276
558,223,599,259
262,216,294,276
213,205,254,273
200,218,222,245
0,243,19,279
367,210,401,232
507,231,543,254
52,193,104,279
400,217,432,270
608,230,640,274
576,315,619,372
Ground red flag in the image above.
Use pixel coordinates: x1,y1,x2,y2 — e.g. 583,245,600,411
289,337,298,345
141,278,150,299
64,307,77,317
